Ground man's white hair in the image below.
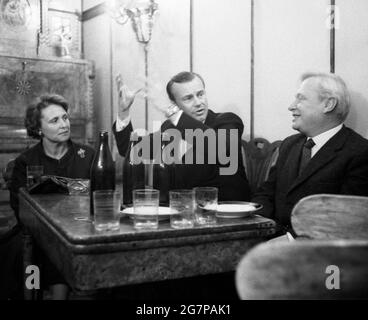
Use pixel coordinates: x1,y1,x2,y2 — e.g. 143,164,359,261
301,72,350,121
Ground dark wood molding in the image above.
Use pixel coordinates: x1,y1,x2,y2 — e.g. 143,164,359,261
250,0,255,140
0,53,90,65
82,3,106,22
109,18,115,139
190,0,193,72
330,0,336,73
48,7,82,20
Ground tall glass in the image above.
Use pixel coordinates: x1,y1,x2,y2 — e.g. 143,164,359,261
194,187,218,226
26,165,43,189
132,189,159,230
93,190,121,232
169,190,195,229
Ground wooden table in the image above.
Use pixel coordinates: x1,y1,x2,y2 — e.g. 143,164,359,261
19,188,276,296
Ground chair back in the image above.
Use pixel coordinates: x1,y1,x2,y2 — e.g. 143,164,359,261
291,194,368,240
0,160,17,241
242,138,281,194
2,159,15,190
236,240,368,299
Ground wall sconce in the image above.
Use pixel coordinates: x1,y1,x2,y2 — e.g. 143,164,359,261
108,0,159,44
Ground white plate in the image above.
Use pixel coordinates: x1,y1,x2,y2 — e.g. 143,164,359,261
216,201,262,219
121,206,178,221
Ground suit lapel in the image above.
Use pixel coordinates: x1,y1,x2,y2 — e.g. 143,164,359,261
283,136,305,187
287,126,350,194
204,109,216,127
162,110,216,161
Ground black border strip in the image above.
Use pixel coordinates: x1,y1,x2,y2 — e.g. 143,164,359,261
190,0,193,72
250,0,255,140
330,0,336,73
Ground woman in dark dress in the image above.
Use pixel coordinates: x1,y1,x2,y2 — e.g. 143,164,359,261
9,94,95,299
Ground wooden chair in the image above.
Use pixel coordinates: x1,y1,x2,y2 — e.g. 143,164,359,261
0,160,24,300
0,159,17,240
291,194,368,240
242,138,281,195
235,240,368,299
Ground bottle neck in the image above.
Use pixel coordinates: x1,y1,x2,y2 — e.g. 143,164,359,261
98,132,109,149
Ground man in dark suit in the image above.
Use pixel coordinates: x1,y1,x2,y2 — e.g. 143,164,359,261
252,72,368,235
113,71,251,201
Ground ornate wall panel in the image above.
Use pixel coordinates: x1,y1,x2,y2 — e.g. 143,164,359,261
0,54,95,172
0,0,41,57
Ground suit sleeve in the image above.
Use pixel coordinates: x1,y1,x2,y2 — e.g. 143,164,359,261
112,121,133,157
175,112,244,185
340,148,368,196
176,112,244,164
251,137,290,220
251,163,276,219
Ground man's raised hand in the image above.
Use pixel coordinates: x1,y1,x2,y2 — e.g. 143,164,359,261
116,74,143,115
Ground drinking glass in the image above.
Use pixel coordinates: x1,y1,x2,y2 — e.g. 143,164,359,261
123,158,154,205
93,190,121,231
194,187,218,226
26,165,44,189
132,189,159,230
169,190,195,229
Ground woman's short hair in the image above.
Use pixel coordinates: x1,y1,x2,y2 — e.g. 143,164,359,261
301,72,350,121
166,71,205,102
24,94,69,139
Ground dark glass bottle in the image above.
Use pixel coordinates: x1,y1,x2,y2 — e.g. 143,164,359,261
153,132,174,206
122,132,175,206
122,132,144,206
90,131,115,216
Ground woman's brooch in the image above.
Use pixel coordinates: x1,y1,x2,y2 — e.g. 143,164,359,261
77,148,86,159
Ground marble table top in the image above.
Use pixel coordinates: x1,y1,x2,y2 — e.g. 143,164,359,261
19,189,277,291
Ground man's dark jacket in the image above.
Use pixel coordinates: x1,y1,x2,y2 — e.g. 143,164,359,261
113,109,251,201
252,126,368,231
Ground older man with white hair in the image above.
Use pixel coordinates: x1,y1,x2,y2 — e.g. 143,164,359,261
252,72,368,236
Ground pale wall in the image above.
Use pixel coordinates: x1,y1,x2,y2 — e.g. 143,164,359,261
49,0,81,11
193,0,252,139
336,0,368,138
82,0,368,143
254,0,330,141
83,14,113,145
83,0,103,10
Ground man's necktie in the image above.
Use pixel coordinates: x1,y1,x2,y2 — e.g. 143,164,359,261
298,138,315,175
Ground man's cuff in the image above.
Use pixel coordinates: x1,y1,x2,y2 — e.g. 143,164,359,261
116,114,131,132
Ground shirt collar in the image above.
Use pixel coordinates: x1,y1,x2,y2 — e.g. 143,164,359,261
308,124,343,156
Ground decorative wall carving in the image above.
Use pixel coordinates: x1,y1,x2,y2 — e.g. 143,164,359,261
0,0,33,28
0,0,40,57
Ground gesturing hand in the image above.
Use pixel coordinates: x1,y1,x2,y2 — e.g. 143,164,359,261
116,74,143,114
